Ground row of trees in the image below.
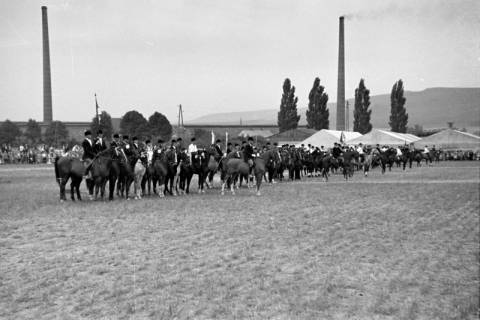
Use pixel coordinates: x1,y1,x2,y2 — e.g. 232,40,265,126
0,119,70,146
89,110,173,141
277,78,408,134
0,110,173,147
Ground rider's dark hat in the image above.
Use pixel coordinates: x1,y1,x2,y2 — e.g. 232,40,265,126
242,140,247,144
266,142,271,145
132,136,138,141
171,139,176,143
123,135,129,140
216,139,221,143
157,139,164,143
227,142,232,145
113,133,119,138
97,129,103,135
248,137,253,141
177,137,182,141
234,143,239,146
145,139,151,144
84,130,91,136
191,137,196,142
273,142,278,146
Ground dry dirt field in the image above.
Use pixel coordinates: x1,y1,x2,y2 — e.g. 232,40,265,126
0,162,479,319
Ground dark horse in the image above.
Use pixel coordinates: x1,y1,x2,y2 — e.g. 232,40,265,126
150,148,179,196
54,155,84,201
221,149,278,196
86,149,117,201
178,150,210,194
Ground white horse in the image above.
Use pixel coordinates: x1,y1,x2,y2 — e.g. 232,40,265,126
133,152,147,200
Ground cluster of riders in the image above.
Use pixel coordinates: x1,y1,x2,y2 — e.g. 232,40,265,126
54,129,438,201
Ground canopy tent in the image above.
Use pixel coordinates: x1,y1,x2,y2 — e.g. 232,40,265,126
269,128,317,145
238,129,273,138
416,129,480,151
346,129,420,146
299,129,362,148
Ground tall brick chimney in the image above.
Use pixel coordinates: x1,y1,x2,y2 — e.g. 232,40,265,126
336,16,345,131
42,6,53,124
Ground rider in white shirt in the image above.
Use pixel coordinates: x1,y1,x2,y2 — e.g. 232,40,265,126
356,143,364,155
396,146,402,157
188,137,198,163
423,145,429,154
145,139,154,165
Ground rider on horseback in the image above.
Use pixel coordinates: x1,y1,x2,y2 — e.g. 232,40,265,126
243,137,255,170
82,130,95,179
356,143,365,163
214,139,223,158
188,137,198,163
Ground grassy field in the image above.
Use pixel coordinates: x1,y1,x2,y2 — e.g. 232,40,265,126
0,162,479,319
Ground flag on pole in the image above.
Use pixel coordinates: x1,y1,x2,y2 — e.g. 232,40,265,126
225,132,228,152
95,93,100,123
340,131,346,144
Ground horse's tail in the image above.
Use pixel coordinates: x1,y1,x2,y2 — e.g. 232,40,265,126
54,156,60,185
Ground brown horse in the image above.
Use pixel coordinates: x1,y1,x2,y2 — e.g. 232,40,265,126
54,155,84,201
221,149,278,196
87,149,115,200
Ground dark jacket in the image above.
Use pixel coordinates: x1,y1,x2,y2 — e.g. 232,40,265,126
82,138,96,160
215,144,223,157
343,150,355,163
94,137,107,153
243,143,254,161
332,146,342,158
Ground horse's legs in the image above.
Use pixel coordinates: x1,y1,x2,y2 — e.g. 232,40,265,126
108,176,116,201
141,174,147,196
255,172,262,196
197,173,203,194
221,175,227,195
68,179,75,201
76,178,82,200
230,175,236,195
101,179,107,200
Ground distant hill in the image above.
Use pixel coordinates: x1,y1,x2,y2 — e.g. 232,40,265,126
187,87,480,130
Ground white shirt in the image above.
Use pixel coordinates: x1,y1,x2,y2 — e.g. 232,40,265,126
396,148,402,156
188,143,198,154
356,146,364,155
146,145,153,162
423,147,429,154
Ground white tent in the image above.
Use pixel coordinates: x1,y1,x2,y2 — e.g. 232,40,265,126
299,129,362,148
417,129,480,151
346,129,420,146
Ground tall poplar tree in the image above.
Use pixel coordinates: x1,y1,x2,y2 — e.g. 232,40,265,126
389,79,408,133
306,77,329,130
277,78,300,133
353,79,372,134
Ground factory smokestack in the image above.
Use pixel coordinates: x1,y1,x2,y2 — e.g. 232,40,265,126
336,16,345,131
42,6,53,124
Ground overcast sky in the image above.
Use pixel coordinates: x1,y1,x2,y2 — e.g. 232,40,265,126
0,0,478,123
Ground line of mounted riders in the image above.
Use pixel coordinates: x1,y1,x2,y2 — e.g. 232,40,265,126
54,129,436,202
